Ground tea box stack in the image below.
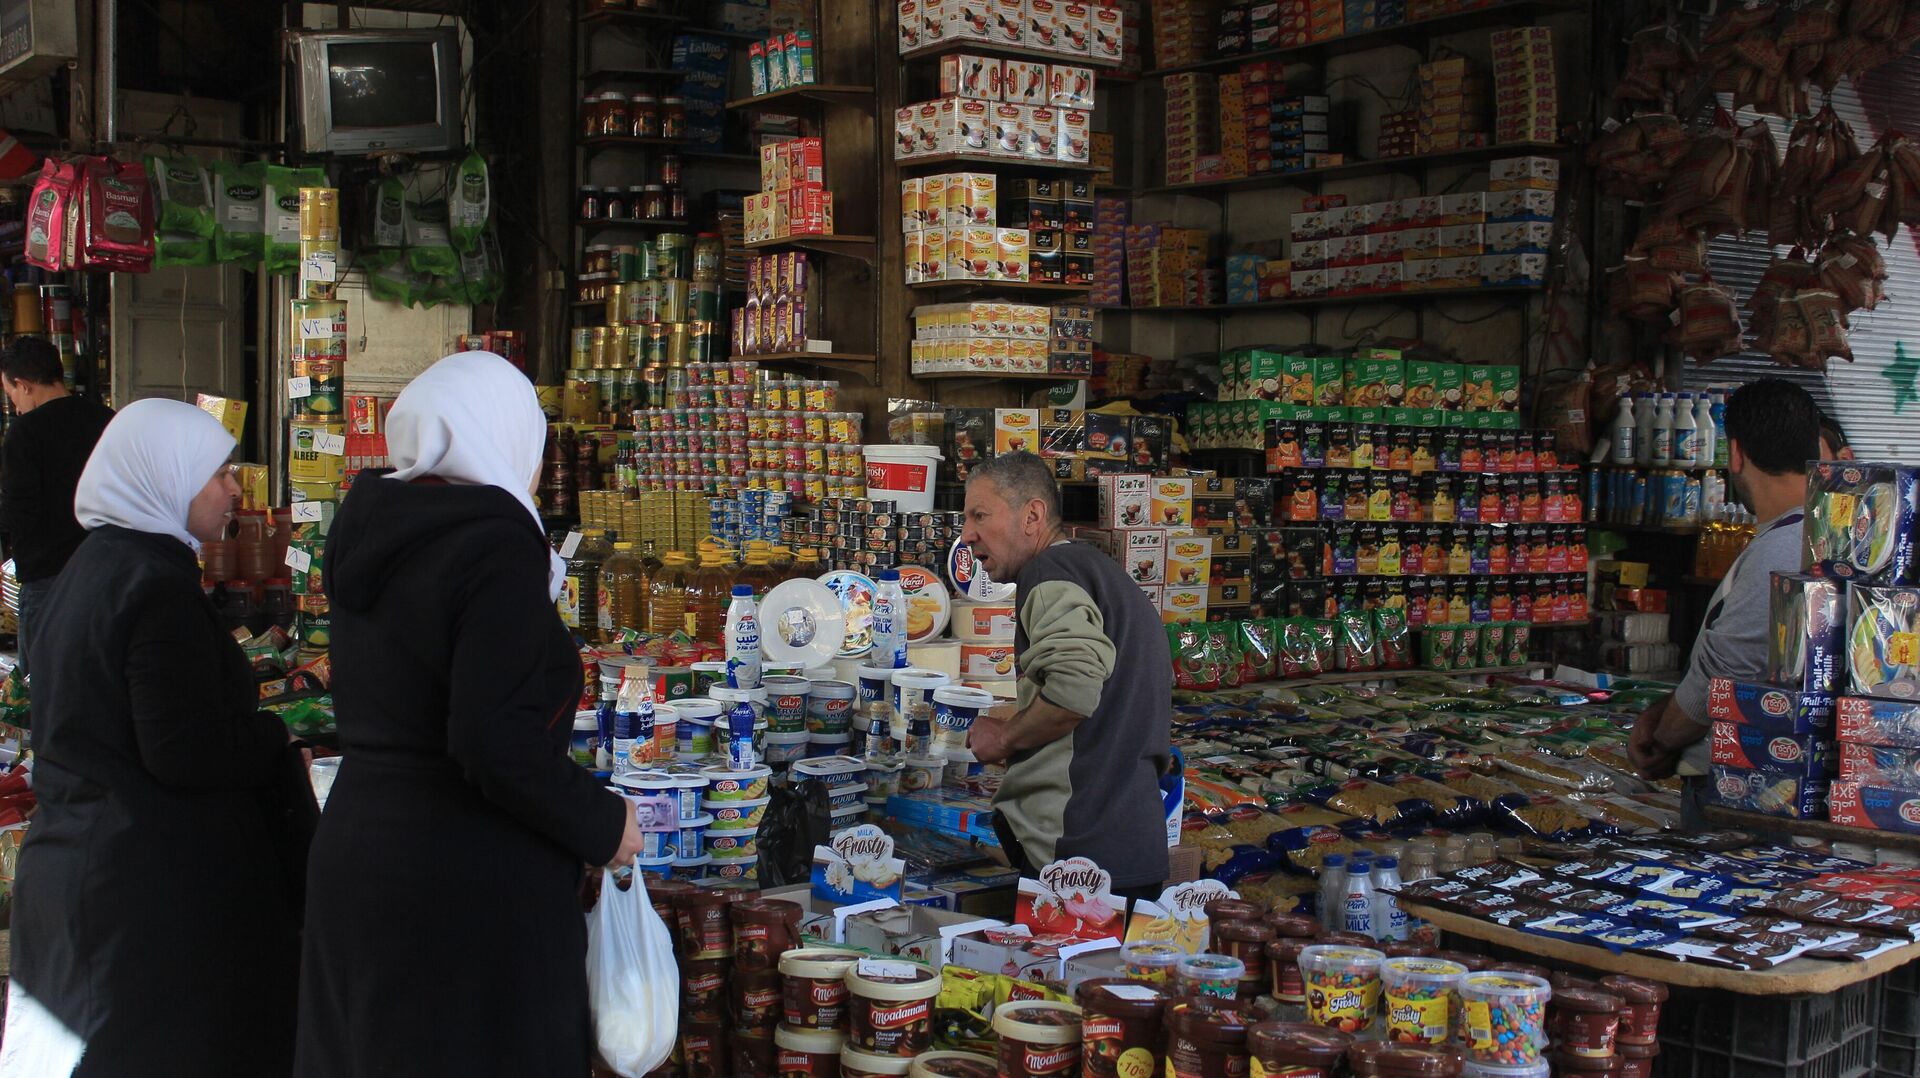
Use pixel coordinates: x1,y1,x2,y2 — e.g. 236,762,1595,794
1492,27,1558,146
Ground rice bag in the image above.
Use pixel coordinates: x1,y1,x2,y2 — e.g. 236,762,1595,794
1847,585,1920,700
264,166,326,275
24,157,79,271
1767,572,1846,695
148,154,214,237
211,160,267,264
1804,461,1920,584
449,151,489,253
405,197,457,276
77,156,154,273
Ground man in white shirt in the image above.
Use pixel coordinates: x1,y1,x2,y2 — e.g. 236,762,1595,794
1628,379,1822,828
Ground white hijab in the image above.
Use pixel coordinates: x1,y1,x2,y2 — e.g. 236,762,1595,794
73,397,236,553
385,350,563,598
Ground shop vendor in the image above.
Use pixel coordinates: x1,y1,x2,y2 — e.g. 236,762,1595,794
1629,379,1820,827
960,451,1173,897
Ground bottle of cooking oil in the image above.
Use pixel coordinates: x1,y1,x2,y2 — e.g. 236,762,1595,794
737,543,778,600
686,545,737,644
648,550,692,638
788,544,826,581
599,541,646,643
560,527,612,634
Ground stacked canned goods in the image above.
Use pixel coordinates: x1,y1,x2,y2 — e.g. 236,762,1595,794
285,185,346,685
567,231,725,427
607,361,867,505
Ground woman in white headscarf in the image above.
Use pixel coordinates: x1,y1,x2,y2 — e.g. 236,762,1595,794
4,398,315,1078
294,352,641,1077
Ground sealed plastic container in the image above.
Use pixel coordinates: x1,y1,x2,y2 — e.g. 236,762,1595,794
764,730,811,765
700,763,771,801
780,948,862,1030
846,961,942,1056
708,795,770,829
1549,988,1622,1058
1175,953,1245,1000
733,967,783,1030
675,887,736,959
1247,1021,1353,1078
1597,976,1666,1045
670,853,710,881
1121,942,1182,984
1266,938,1309,1010
730,897,802,972
841,1044,915,1077
1164,997,1251,1078
1299,944,1386,1034
1075,978,1168,1078
992,1001,1082,1077
900,754,945,794
1347,1041,1467,1076
763,674,812,733
775,1023,846,1076
1457,972,1551,1067
1214,919,1275,988
1205,898,1265,925
808,679,857,735
794,754,869,788
808,733,855,760
907,1051,997,1077
1615,1041,1658,1078
710,854,758,884
1547,1050,1620,1075
675,813,713,859
865,758,903,803
707,830,758,859
1382,956,1467,1046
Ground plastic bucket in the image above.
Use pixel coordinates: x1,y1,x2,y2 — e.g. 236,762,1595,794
932,686,995,755
864,444,944,513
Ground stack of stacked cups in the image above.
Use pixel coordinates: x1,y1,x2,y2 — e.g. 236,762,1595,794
949,593,1016,788
890,669,951,798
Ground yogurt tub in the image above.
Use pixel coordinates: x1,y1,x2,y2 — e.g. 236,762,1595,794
765,661,808,678
671,853,711,881
845,961,943,1056
637,825,676,860
899,754,946,794
793,754,869,788
907,1051,997,1078
958,641,1017,680
613,769,680,814
930,686,995,755
841,1044,915,1077
855,665,894,718
571,710,599,767
764,731,812,765
781,948,863,1029
865,758,904,803
763,675,812,734
889,669,951,743
691,660,729,695
991,1001,1082,1076
675,698,722,756
775,1023,846,1076
707,830,758,860
827,783,870,811
710,854,758,884
676,814,713,860
807,680,857,735
671,772,708,819
941,748,981,785
702,764,773,801
636,855,674,883
806,733,853,759
803,665,840,682
708,796,771,830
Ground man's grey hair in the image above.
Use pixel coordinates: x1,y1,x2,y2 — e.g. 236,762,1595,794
966,451,1062,524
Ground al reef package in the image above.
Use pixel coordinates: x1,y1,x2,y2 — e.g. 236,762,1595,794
1847,585,1920,701
1804,461,1919,584
1766,572,1845,695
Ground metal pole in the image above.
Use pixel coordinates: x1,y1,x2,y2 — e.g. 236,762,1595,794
96,0,115,147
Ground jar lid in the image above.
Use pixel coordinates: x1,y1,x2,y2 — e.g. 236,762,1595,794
1459,972,1551,1003
1120,942,1183,967
840,1044,915,1076
1616,1042,1660,1059
1265,913,1322,939
1345,1041,1467,1077
1215,920,1276,944
730,897,802,926
1176,953,1245,979
990,1001,1082,1045
1264,936,1308,963
1382,956,1468,985
1165,998,1250,1046
1299,944,1386,975
774,1024,846,1055
1073,977,1169,1019
1430,949,1494,971
844,959,941,1001
778,948,862,979
1485,961,1550,981
1550,971,1601,993
1598,975,1669,1004
907,1051,998,1078
1206,898,1266,924
1552,987,1622,1015
1247,1021,1353,1066
1546,1049,1622,1074
1381,941,1435,958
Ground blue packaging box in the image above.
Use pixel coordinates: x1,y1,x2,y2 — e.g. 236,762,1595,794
1836,696,1920,748
1766,573,1846,695
1804,462,1920,585
1708,764,1828,819
1709,722,1835,777
1706,677,1833,734
1828,780,1920,835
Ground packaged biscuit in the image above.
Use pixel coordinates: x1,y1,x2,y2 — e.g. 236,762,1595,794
1709,722,1834,777
1836,696,1920,748
1705,677,1833,734
1828,780,1920,835
1837,742,1920,789
1766,572,1845,695
1847,585,1920,701
1804,462,1920,585
1708,764,1827,819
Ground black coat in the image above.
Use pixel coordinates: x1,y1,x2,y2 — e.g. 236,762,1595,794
11,525,316,1077
294,476,627,1078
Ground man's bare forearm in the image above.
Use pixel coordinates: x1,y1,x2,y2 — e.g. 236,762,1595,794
1004,696,1087,753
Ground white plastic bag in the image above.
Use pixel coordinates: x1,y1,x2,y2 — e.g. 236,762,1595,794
586,870,678,1077
0,981,85,1077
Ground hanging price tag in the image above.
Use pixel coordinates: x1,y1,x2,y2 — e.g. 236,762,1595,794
314,432,346,456
290,502,324,524
302,255,337,283
558,532,583,559
287,376,312,399
284,547,313,574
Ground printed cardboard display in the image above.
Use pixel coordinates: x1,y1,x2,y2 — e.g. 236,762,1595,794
813,823,906,904
1014,856,1126,943
1124,879,1236,953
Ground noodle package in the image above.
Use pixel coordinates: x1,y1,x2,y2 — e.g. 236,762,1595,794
1846,584,1920,701
1766,572,1845,695
1804,462,1920,585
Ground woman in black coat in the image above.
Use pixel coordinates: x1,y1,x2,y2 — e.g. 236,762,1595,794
4,398,316,1077
295,352,643,1077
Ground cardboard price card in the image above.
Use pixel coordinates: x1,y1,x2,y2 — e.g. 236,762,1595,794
1124,879,1236,954
1014,857,1126,943
813,823,905,904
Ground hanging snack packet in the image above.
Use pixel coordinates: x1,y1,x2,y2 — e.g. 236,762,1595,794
148,154,214,237
78,156,155,273
1847,584,1920,701
449,151,489,253
1336,609,1380,672
263,165,325,275
1804,461,1920,585
1374,606,1410,669
405,197,457,276
211,160,267,264
364,259,421,308
459,230,503,306
1240,619,1278,682
154,230,213,269
362,177,407,271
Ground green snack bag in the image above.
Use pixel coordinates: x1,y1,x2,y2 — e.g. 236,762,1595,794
211,160,267,264
361,176,407,272
1480,622,1508,667
459,231,503,306
264,165,325,275
449,151,489,253
365,260,420,307
149,155,214,237
1422,625,1457,671
154,232,213,269
405,198,457,276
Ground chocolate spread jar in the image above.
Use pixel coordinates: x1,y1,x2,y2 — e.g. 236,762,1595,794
1247,1020,1352,1078
780,948,862,1030
1215,920,1277,989
1344,1042,1465,1077
907,1051,997,1078
733,898,804,972
839,1045,914,1078
1265,914,1321,940
1550,988,1623,1057
681,957,731,1024
1598,976,1668,1045
776,1023,846,1078
677,887,737,959
992,1001,1084,1077
1165,997,1251,1078
1265,938,1308,1005
680,1018,733,1078
1206,898,1266,926
1616,1040,1659,1078
734,968,784,1031
845,962,942,1056
1076,977,1168,1078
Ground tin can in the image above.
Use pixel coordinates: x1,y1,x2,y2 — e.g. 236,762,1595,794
691,285,722,322
571,327,595,369
1658,471,1686,524
644,324,669,367
292,358,344,419
297,239,340,300
655,233,692,279
291,300,348,361
605,326,631,369
667,322,690,366
687,320,714,362
657,278,691,323
298,187,340,242
589,326,610,369
37,285,70,336
627,278,659,324
288,421,347,485
605,282,629,326
693,233,724,282
11,289,42,335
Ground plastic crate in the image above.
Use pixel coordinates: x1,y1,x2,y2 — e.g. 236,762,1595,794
1655,979,1879,1078
1880,1031,1920,1078
1885,961,1920,1041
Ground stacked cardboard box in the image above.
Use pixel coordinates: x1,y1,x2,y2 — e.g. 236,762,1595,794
1006,178,1095,286
909,301,1054,375
1124,223,1210,307
1151,0,1213,68
1093,348,1152,398
1083,474,1212,622
1091,196,1128,305
1707,573,1843,821
1416,56,1488,155
1492,27,1557,145
892,95,1092,164
1378,109,1418,158
1051,304,1095,375
744,137,834,241
1163,73,1218,185
1215,0,1288,56
1207,61,1301,179
897,0,1111,59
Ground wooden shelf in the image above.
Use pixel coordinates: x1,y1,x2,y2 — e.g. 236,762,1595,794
581,135,690,151
914,370,1090,382
743,234,877,259
899,152,1100,174
738,351,879,379
681,147,758,163
728,84,876,110
898,38,1123,71
579,8,688,30
1142,0,1589,77
907,280,1091,294
1138,143,1570,197
1702,805,1920,853
577,218,694,230
1098,284,1543,315
583,67,684,87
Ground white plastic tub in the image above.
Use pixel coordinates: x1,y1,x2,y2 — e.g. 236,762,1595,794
863,444,944,512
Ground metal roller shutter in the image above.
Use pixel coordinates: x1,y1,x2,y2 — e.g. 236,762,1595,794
1683,57,1920,463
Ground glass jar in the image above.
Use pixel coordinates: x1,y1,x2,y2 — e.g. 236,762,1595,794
605,187,628,220
580,94,602,139
600,92,630,138
670,187,688,220
579,186,602,221
628,185,648,220
642,185,669,220
660,153,683,185
661,96,688,139
631,94,660,139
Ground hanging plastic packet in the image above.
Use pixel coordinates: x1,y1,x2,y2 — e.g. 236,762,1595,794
1766,572,1844,695
210,160,267,264
1804,461,1920,585
1240,619,1278,681
1374,606,1410,669
1336,609,1380,672
461,231,504,306
148,154,214,237
361,176,407,272
1847,584,1920,701
77,156,155,272
449,151,489,253
404,197,458,276
264,165,325,275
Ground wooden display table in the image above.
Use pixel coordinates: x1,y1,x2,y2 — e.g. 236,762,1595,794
1700,804,1920,855
1399,900,1920,995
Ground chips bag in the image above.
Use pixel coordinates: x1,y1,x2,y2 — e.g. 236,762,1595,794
449,151,489,253
404,198,457,276
211,160,267,264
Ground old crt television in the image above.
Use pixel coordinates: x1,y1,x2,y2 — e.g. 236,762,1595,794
292,28,462,155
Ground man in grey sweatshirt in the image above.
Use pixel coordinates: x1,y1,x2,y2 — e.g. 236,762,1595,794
961,451,1172,894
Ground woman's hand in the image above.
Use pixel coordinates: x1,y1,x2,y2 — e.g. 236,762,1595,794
606,801,645,868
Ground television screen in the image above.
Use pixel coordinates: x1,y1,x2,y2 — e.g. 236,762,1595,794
327,41,441,130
